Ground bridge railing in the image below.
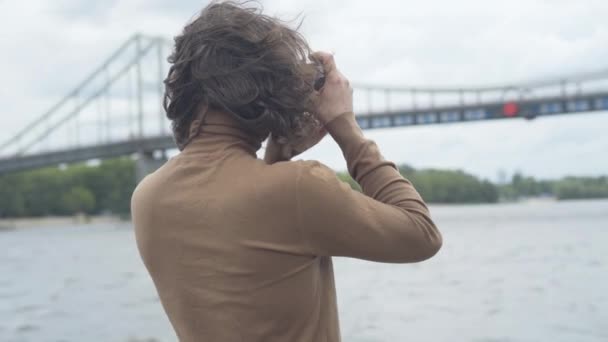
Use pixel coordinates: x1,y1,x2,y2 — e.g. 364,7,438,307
0,34,172,158
354,69,608,115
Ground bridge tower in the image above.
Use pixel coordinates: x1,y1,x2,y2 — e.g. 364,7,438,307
135,150,167,183
0,34,175,182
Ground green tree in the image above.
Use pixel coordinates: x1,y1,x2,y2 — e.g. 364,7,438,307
62,186,96,214
0,173,26,217
0,157,136,218
554,176,608,200
337,164,499,204
336,172,361,191
97,158,136,214
401,167,498,203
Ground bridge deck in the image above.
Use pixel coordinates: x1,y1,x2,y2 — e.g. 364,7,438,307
1,91,607,175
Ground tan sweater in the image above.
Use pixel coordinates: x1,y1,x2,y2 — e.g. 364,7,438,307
131,110,442,342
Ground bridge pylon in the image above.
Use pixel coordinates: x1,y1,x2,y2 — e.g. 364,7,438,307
134,149,167,183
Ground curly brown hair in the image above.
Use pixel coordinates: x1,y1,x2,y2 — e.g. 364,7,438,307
164,1,318,150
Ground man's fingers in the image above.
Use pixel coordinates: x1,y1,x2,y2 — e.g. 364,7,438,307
310,51,335,74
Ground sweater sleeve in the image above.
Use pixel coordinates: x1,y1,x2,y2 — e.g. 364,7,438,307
294,112,442,263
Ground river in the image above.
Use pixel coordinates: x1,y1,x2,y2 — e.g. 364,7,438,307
1,199,607,342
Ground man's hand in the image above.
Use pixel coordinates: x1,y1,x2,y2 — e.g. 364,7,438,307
309,51,354,125
264,116,327,164
264,51,356,164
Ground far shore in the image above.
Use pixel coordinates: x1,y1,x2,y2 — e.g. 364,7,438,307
0,214,128,230
1,197,606,231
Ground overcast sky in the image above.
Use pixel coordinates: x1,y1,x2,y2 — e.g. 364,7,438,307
1,0,608,181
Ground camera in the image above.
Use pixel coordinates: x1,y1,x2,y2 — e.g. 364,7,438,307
313,60,326,91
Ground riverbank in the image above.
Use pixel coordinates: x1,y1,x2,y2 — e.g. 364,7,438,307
0,214,127,230
2,196,603,231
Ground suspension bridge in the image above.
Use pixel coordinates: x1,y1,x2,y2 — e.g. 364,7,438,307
1,33,607,181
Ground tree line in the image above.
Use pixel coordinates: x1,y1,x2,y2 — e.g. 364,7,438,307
0,158,135,218
340,167,608,203
0,158,606,218
338,165,498,204
499,172,608,200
